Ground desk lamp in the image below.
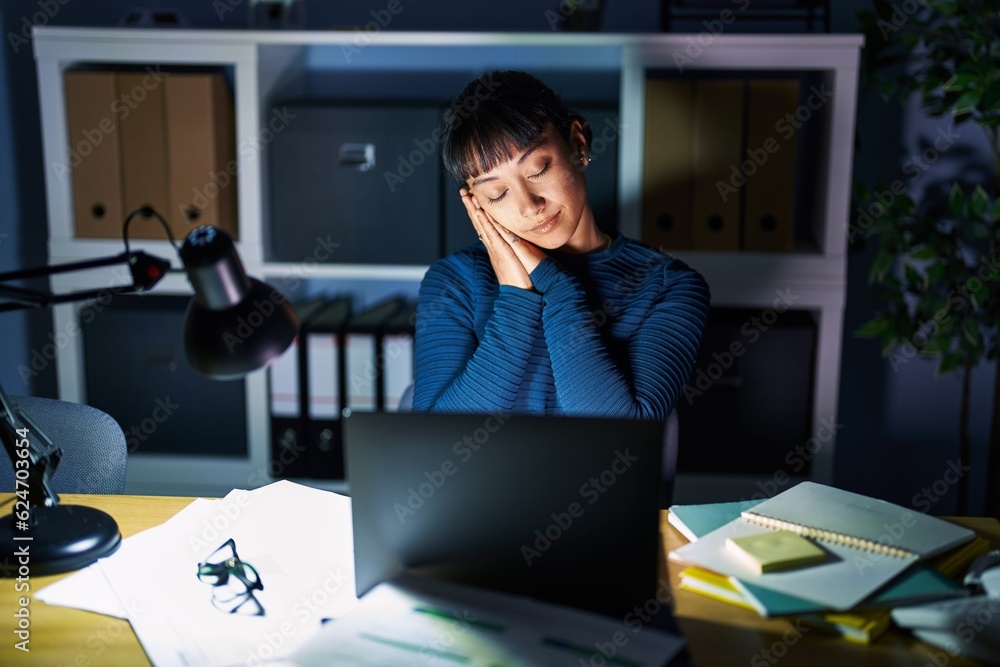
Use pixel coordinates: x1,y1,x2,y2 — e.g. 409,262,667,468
0,208,298,575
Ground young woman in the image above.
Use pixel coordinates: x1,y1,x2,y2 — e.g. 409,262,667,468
412,70,710,419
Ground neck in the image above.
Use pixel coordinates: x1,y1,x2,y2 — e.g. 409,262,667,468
559,209,609,254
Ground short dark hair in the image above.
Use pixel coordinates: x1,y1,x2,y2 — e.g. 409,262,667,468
441,70,591,184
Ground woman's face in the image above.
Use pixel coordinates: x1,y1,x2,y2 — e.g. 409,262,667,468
465,122,597,251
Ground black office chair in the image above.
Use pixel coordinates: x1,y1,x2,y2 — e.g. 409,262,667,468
0,395,127,495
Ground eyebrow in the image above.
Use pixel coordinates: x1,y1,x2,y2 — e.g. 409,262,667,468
470,136,549,187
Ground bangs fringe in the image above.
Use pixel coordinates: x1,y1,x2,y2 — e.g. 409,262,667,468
443,107,548,183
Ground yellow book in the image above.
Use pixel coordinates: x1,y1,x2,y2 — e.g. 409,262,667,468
800,609,891,645
678,567,757,612
725,530,826,573
679,567,891,644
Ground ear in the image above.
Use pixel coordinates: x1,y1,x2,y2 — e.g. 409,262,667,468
567,117,590,155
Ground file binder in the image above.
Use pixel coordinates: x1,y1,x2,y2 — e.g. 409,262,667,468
642,79,695,251
344,297,408,414
302,295,353,479
118,72,169,225
744,80,799,252
267,297,328,479
691,80,744,251
379,301,417,412
164,72,238,238
64,71,125,238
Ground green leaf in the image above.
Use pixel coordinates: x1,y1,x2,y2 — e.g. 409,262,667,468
904,263,923,288
910,245,939,260
962,318,980,345
869,253,894,284
971,184,990,219
949,183,965,218
926,262,947,284
856,317,888,338
970,281,990,309
953,89,982,115
943,73,974,91
921,336,952,356
938,352,963,376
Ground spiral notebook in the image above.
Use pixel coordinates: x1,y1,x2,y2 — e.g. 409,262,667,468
669,482,975,611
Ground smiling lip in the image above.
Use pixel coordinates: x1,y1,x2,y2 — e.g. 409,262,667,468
531,212,560,234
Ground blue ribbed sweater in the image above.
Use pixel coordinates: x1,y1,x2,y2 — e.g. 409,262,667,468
412,233,710,419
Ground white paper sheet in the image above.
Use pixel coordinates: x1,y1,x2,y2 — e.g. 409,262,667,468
291,573,686,667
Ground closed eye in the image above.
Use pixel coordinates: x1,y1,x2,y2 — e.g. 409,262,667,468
487,191,508,204
529,161,550,179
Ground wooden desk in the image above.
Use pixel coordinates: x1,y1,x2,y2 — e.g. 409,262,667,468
0,494,997,667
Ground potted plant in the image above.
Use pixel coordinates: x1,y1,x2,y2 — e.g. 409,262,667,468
853,0,1000,515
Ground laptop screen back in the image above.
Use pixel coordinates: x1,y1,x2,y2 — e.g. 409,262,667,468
344,412,667,618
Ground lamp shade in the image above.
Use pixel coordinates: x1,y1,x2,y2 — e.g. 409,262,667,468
179,226,298,379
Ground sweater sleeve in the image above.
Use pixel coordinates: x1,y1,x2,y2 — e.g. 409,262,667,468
530,256,709,419
412,253,544,413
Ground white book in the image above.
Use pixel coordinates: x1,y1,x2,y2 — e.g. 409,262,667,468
669,482,975,611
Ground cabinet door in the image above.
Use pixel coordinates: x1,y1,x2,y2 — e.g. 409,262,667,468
269,105,441,265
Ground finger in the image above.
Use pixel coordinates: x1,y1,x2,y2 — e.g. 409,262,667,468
490,219,545,273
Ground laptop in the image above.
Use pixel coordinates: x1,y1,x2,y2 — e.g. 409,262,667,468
343,411,672,619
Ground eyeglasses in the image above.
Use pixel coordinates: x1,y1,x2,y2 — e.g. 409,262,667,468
196,538,265,616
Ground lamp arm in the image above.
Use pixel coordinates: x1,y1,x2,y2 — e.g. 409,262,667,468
0,383,61,510
0,251,175,313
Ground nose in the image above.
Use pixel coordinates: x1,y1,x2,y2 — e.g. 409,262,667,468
515,183,545,219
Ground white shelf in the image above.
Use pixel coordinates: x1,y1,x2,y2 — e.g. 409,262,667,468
32,27,862,496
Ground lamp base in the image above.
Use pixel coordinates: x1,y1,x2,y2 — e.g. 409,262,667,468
0,505,121,577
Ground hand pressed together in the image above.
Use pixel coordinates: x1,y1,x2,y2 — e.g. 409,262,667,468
459,187,546,290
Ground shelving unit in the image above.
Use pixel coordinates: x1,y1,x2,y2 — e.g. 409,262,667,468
32,27,863,497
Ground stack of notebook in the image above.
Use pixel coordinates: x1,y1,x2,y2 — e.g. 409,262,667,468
668,483,988,644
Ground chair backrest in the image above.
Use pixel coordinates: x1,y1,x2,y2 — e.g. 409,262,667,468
0,395,127,494
397,382,415,412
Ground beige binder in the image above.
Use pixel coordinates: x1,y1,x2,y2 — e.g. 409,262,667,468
64,71,124,238
744,80,799,252
642,79,695,251
691,80,744,251
117,72,169,236
164,73,238,239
